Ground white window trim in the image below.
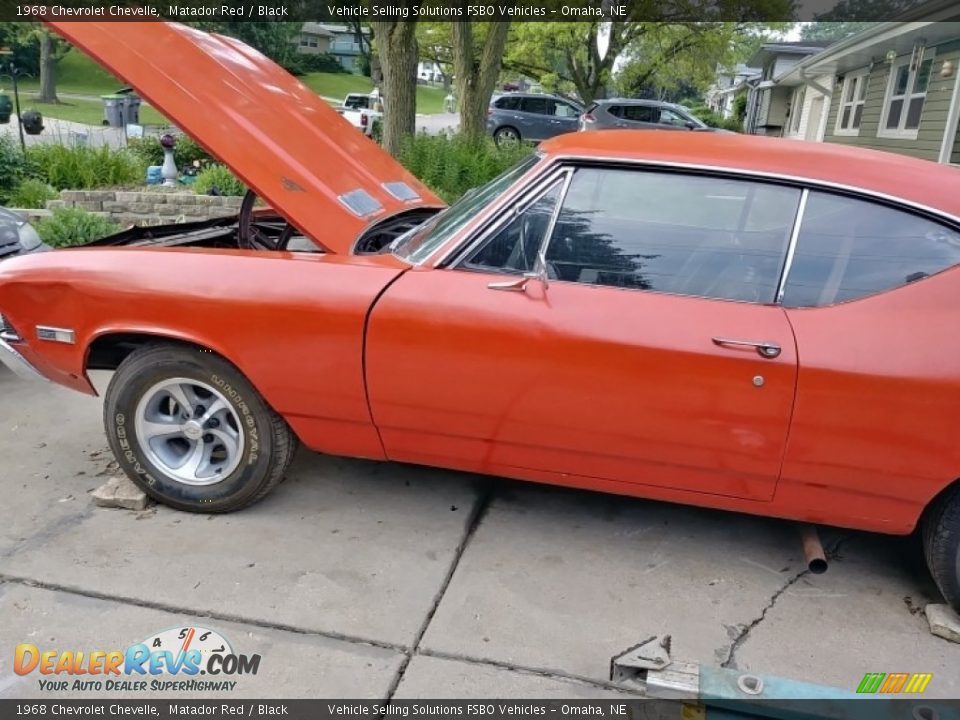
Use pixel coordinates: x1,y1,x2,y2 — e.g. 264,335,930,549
788,86,806,135
834,69,869,137
878,50,936,140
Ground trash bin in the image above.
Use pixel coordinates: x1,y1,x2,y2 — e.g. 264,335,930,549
101,93,124,128
21,110,43,135
122,94,141,125
0,94,12,124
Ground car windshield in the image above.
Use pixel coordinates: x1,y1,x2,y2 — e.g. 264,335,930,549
392,153,541,264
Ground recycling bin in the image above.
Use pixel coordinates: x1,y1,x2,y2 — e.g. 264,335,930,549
101,94,124,128
0,94,12,124
122,94,141,125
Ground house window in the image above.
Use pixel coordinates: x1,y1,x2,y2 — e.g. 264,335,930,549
789,86,806,134
880,53,935,138
835,71,867,135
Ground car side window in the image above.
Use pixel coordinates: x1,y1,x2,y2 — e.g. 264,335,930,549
551,101,579,118
521,97,548,115
496,96,521,111
622,105,659,123
660,109,690,126
543,168,801,303
781,192,960,307
463,182,563,274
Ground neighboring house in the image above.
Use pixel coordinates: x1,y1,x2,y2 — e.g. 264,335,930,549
742,41,834,135
705,64,760,120
418,61,444,83
778,8,960,165
295,23,333,55
323,23,370,73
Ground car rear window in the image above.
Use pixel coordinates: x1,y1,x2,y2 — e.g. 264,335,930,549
495,96,521,111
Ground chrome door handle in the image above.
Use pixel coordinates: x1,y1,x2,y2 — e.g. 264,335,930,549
488,276,529,292
712,337,782,359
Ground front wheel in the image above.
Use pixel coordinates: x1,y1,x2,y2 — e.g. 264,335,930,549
922,483,960,613
103,344,297,513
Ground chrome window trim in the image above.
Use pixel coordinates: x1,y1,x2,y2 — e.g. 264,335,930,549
536,169,575,267
425,154,960,270
775,188,809,304
447,167,572,270
546,155,960,227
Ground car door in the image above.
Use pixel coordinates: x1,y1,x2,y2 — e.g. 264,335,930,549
545,99,581,138
367,165,802,501
518,96,551,140
777,191,960,527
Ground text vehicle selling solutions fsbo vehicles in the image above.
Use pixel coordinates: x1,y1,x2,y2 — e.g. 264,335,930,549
2,22,960,613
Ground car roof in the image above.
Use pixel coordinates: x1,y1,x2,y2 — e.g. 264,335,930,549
539,130,960,220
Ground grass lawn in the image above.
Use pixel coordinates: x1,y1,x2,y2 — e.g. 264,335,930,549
19,97,170,127
16,49,126,97
16,49,449,122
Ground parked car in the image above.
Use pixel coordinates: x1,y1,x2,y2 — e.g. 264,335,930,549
487,92,583,145
0,207,50,260
580,99,713,132
335,92,382,137
4,21,960,614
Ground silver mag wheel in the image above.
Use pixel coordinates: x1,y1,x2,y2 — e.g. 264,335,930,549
104,344,297,513
134,378,244,485
495,127,520,146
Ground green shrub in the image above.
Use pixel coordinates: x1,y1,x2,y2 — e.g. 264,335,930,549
9,178,58,209
34,207,120,248
0,135,27,203
25,144,146,190
397,132,534,204
283,53,346,76
128,135,212,168
193,164,246,197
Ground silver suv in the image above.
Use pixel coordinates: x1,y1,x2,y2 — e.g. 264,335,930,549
580,99,711,132
486,93,583,145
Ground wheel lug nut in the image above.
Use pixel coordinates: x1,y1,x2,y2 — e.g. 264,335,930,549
207,418,220,429
195,405,205,416
203,434,214,443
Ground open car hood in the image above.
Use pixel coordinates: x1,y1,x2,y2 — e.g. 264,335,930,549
47,21,442,254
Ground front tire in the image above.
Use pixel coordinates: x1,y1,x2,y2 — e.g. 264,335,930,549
103,344,297,513
922,483,960,613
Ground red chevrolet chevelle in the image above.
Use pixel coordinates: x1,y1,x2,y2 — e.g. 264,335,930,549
1,23,959,612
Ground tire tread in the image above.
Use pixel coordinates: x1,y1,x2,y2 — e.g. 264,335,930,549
922,483,960,612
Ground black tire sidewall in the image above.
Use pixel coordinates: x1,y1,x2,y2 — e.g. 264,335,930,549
105,348,276,512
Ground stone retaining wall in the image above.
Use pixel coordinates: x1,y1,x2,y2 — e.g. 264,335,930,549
44,189,244,227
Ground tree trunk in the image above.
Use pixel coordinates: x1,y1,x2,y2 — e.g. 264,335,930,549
452,22,511,139
371,21,418,156
38,31,59,104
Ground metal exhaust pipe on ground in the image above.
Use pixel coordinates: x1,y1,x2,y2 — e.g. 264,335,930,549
799,524,828,574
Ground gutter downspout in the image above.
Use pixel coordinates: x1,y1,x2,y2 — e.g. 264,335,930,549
938,63,960,164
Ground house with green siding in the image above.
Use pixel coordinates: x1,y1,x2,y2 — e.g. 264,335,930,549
775,9,960,166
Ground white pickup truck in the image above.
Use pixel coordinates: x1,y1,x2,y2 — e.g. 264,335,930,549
334,93,383,137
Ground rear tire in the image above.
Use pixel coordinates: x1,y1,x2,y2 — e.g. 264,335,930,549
103,344,297,513
922,483,960,612
494,126,521,146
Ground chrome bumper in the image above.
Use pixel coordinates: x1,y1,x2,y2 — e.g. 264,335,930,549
0,334,48,382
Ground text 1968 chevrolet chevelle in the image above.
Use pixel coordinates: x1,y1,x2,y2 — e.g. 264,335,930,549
2,22,960,612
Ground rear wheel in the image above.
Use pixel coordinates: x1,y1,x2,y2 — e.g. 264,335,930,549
922,483,960,612
103,344,297,513
494,126,521,146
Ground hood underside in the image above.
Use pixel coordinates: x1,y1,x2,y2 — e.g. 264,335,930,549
47,21,442,254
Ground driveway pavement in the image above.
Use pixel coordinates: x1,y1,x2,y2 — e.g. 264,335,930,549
1,365,958,699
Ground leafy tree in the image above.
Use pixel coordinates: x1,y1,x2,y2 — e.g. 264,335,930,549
800,22,872,41
192,22,301,68
0,24,68,103
506,14,792,105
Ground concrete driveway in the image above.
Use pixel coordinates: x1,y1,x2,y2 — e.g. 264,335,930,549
1,365,958,699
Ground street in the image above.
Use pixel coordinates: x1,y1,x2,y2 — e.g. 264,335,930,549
1,366,958,698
